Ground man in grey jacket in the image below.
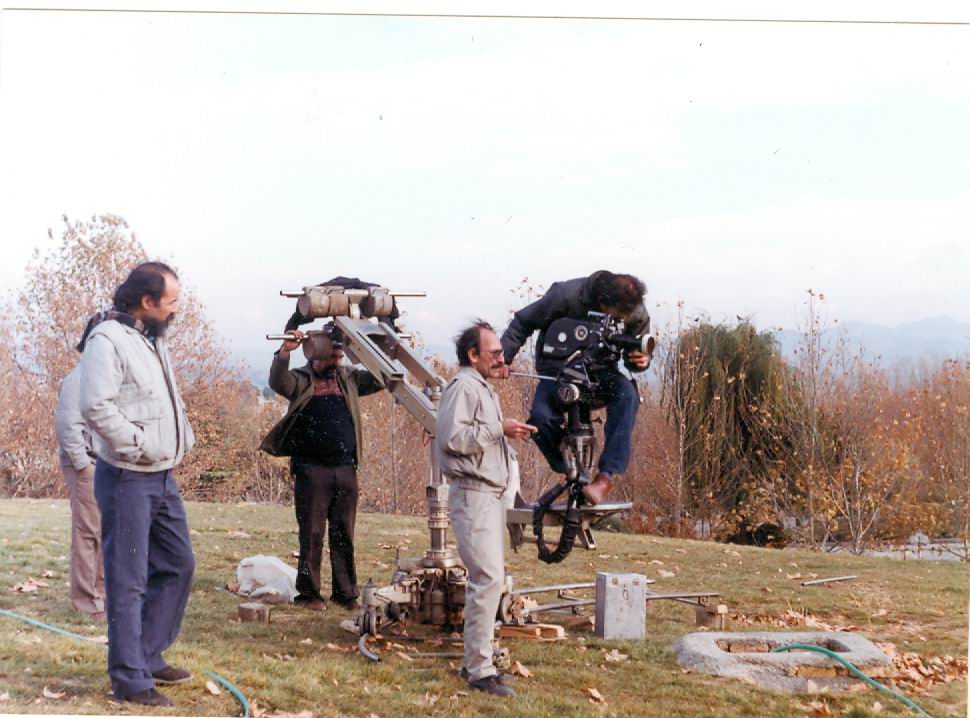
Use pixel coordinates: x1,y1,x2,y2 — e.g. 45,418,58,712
80,262,196,708
436,321,534,698
55,350,105,619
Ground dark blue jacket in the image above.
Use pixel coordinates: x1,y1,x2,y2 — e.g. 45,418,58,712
500,270,650,376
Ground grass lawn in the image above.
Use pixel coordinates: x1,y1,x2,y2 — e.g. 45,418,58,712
0,498,967,718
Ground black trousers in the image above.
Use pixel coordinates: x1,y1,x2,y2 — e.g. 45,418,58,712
291,462,359,604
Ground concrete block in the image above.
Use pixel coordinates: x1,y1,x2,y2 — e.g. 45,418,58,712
595,572,647,640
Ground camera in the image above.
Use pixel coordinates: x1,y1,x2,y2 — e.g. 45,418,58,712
540,312,654,386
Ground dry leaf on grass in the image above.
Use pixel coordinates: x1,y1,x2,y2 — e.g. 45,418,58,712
12,577,42,593
42,570,55,578
603,649,628,662
649,559,664,565
585,687,607,704
42,687,65,699
325,642,354,653
657,569,675,579
291,550,299,558
205,680,222,696
226,581,241,593
873,642,968,691
299,638,312,645
227,530,251,539
266,711,315,718
871,701,884,714
510,660,532,677
395,651,414,662
421,692,439,706
0,691,9,701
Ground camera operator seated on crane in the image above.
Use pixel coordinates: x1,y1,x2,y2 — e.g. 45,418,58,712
260,323,384,612
500,270,651,505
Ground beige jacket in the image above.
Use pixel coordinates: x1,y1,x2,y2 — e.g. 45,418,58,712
79,319,194,472
435,367,510,491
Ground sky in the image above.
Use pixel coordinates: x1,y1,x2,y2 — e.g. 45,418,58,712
0,1,967,374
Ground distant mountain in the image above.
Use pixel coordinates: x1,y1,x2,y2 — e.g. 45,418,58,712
771,317,970,367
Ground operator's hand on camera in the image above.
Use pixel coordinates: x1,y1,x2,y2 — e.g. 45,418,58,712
502,419,537,440
626,350,651,370
280,329,304,356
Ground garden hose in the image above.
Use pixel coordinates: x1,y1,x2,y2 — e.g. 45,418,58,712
772,643,932,718
0,608,249,717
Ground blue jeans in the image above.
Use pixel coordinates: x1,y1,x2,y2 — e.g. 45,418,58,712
527,370,640,476
94,461,195,698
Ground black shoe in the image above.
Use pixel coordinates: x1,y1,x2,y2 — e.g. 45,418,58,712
460,667,515,683
152,665,192,684
122,688,173,707
332,598,360,611
469,674,515,698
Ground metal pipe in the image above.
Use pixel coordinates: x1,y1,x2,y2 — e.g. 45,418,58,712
645,591,720,607
280,290,305,297
265,333,303,341
800,575,857,586
389,291,426,298
512,582,595,596
523,598,596,615
410,651,464,659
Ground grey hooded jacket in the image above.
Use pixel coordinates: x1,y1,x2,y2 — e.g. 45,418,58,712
79,319,195,472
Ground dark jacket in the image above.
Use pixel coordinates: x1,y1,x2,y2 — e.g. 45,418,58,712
500,270,650,376
259,352,383,466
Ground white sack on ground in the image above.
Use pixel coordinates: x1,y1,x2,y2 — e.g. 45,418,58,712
236,555,298,603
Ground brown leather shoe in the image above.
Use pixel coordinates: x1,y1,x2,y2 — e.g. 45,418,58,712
581,472,613,506
295,597,327,611
152,665,192,684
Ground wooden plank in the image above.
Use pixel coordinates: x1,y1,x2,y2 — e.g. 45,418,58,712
536,624,566,639
497,625,541,639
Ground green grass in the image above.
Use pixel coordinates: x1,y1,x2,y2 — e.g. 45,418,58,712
0,498,967,718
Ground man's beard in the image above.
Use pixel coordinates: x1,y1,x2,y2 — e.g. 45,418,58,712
143,314,175,338
312,364,337,379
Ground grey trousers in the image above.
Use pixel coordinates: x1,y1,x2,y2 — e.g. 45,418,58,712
448,483,505,681
62,463,105,615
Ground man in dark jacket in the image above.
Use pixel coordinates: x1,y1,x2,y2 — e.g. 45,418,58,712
500,270,651,505
260,323,383,611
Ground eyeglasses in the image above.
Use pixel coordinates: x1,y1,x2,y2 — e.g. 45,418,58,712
481,349,504,358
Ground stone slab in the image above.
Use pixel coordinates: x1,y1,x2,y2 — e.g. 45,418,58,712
673,631,893,692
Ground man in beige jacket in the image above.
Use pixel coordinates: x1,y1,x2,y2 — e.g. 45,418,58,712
435,321,534,698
